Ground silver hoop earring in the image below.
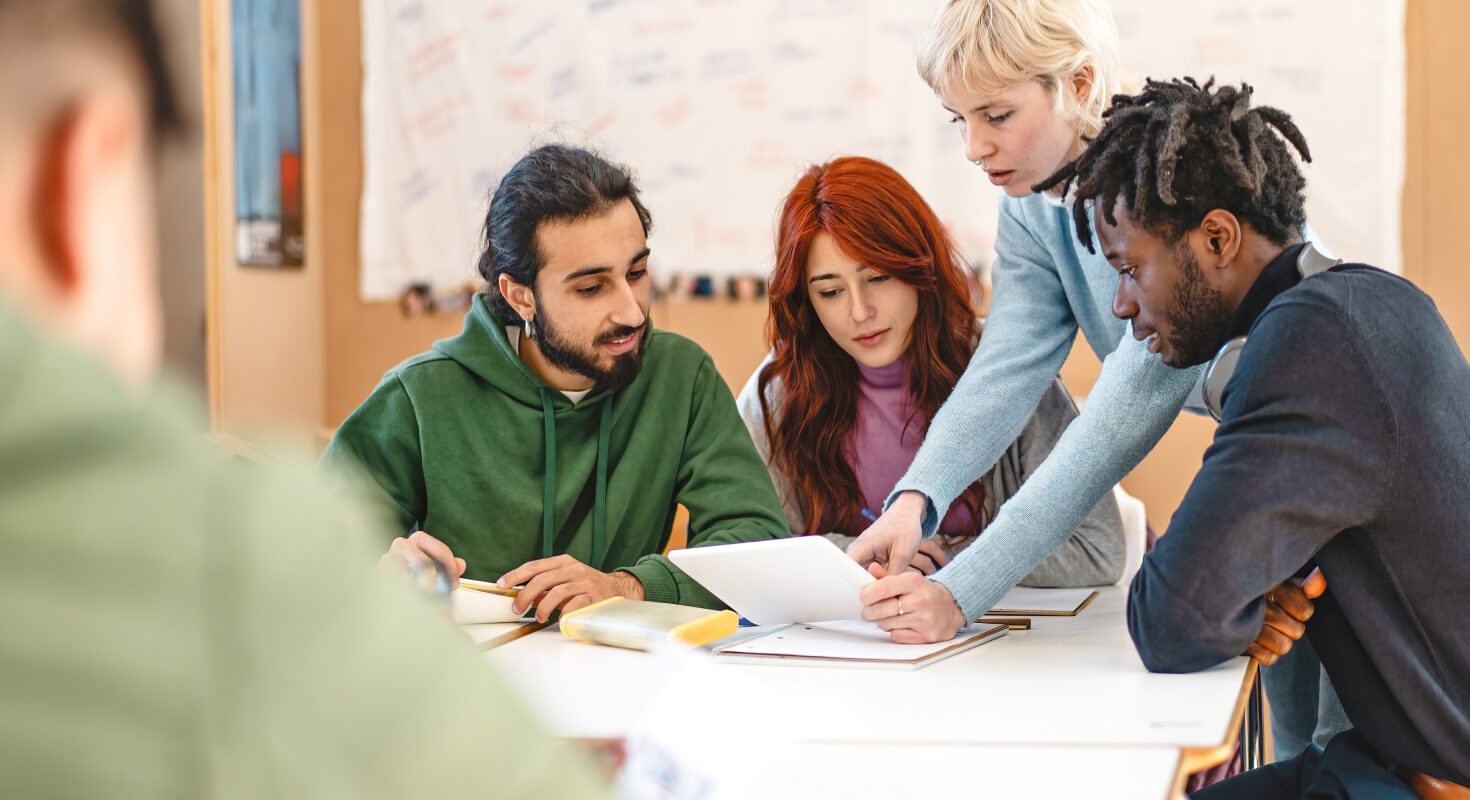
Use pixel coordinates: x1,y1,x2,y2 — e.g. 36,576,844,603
523,317,533,337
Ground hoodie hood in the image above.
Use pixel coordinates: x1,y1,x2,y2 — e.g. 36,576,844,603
432,293,615,412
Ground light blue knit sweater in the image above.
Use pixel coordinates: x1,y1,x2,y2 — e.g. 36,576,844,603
891,192,1204,621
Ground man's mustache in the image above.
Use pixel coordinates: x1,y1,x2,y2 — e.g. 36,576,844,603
595,321,647,346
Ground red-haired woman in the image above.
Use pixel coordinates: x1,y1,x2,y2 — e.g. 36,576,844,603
736,156,1122,582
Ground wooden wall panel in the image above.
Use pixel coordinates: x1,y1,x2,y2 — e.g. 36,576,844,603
316,1,463,430
202,0,325,440
1403,0,1470,352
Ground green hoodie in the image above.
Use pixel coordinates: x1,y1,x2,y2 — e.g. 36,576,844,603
321,294,789,606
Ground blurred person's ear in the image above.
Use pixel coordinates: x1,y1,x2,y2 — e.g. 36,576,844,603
23,73,162,384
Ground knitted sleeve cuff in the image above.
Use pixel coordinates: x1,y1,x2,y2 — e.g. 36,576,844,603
883,488,943,539
619,558,680,604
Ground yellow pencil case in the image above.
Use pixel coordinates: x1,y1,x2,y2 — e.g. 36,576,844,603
559,596,738,651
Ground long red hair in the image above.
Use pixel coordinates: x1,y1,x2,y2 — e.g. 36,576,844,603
759,156,987,538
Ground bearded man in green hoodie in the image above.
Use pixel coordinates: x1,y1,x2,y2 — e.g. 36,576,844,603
322,145,790,622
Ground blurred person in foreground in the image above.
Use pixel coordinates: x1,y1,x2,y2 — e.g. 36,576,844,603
0,1,610,796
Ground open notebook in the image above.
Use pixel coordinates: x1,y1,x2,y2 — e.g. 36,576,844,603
713,620,1007,671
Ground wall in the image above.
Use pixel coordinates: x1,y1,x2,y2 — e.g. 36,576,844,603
220,0,1466,535
1403,0,1470,350
156,0,208,396
203,0,325,439
317,0,462,430
314,2,776,427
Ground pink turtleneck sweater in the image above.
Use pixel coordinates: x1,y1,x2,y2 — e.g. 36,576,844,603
817,354,976,536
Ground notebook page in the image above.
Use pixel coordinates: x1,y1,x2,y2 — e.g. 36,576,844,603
988,587,1097,615
718,620,983,661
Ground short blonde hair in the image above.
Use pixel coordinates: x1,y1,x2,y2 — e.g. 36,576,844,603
917,0,1126,138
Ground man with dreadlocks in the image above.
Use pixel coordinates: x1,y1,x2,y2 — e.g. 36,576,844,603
1043,77,1470,799
861,3,1344,773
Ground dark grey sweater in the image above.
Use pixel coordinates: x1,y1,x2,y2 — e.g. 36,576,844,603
1127,245,1470,785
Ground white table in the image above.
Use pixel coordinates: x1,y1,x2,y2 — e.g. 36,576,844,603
620,740,1186,799
483,587,1252,799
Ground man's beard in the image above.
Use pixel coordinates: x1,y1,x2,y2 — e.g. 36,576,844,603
1164,242,1235,368
529,298,650,394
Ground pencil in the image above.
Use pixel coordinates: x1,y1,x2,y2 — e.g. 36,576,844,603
458,578,521,598
976,617,1031,630
478,621,550,651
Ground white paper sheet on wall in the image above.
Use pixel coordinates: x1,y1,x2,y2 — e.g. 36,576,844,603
358,0,1405,301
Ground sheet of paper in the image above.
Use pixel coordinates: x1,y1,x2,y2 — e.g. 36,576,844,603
451,586,525,624
988,587,1097,615
718,620,985,661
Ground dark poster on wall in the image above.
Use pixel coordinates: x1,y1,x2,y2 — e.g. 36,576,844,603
232,0,304,267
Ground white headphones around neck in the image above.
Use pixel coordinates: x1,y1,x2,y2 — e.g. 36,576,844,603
1201,242,1342,421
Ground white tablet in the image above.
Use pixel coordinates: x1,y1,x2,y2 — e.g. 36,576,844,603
668,536,874,625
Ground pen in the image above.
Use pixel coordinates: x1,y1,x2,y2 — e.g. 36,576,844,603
458,578,522,598
409,558,452,605
860,507,879,523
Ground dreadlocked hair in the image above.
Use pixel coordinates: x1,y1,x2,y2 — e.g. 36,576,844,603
1035,77,1311,252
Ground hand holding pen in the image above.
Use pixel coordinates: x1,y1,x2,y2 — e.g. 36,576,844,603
382,530,466,602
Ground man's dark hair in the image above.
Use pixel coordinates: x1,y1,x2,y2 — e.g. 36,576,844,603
0,0,181,140
480,145,653,326
1036,77,1310,252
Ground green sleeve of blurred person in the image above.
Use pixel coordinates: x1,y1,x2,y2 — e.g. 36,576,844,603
317,372,427,537
0,304,612,800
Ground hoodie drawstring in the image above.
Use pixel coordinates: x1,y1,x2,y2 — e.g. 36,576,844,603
539,389,556,560
593,398,611,568
538,388,612,569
